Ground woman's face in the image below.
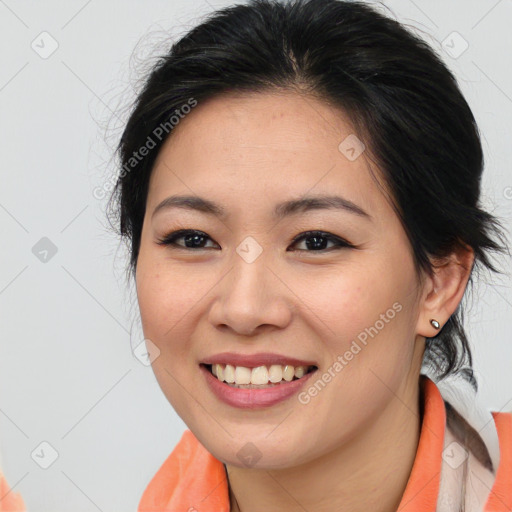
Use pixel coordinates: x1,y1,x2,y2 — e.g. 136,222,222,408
135,90,428,468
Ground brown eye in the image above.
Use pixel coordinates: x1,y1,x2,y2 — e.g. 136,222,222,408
288,231,354,252
156,229,219,250
156,229,354,252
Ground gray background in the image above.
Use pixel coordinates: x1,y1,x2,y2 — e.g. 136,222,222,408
0,0,511,510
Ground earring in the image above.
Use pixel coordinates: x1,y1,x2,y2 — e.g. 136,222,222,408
430,319,441,330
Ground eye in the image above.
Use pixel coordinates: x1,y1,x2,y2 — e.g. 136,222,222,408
287,230,355,252
156,229,219,250
156,229,354,252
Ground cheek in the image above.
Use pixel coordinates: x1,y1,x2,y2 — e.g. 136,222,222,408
137,269,198,345
295,264,401,334
135,258,207,419
295,259,417,370
135,232,210,340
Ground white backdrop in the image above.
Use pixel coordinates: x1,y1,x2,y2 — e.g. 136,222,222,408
0,0,511,510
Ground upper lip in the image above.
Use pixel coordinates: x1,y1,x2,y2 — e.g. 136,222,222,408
201,352,318,368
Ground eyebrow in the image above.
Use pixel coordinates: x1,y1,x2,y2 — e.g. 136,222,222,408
152,194,372,221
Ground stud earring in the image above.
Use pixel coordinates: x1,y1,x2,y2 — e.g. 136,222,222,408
430,319,441,330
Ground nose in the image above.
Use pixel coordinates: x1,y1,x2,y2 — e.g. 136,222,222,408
207,250,292,337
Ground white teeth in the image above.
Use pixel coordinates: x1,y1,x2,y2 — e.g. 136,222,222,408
282,365,295,381
268,364,283,383
224,364,235,383
294,366,306,378
209,363,314,385
251,366,269,385
234,366,252,385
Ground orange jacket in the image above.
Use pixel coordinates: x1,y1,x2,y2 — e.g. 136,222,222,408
138,376,512,511
0,470,26,511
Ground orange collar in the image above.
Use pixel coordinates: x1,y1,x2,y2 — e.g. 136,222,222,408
138,375,512,512
397,375,444,511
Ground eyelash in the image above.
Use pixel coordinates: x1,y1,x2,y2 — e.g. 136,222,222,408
156,229,355,253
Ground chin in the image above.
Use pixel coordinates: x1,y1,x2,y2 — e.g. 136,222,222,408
198,430,309,470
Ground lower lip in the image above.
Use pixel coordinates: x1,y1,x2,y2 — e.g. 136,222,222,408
200,364,317,409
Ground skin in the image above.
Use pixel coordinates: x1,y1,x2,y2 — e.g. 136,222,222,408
135,90,474,512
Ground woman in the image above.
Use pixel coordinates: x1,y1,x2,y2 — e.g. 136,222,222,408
109,0,511,510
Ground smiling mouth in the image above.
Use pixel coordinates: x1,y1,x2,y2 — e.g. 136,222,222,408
202,363,318,388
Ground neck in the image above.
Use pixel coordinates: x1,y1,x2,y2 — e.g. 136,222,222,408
225,377,423,512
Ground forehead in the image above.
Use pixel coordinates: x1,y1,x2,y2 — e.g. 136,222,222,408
148,90,391,221
155,90,360,162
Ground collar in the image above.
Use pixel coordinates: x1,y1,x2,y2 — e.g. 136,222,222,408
396,375,444,511
138,375,512,512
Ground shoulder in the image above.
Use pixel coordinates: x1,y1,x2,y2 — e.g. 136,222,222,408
137,430,230,512
484,410,512,511
0,470,26,511
442,406,512,512
137,430,200,505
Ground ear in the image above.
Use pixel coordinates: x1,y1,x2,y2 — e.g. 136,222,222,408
416,244,475,337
